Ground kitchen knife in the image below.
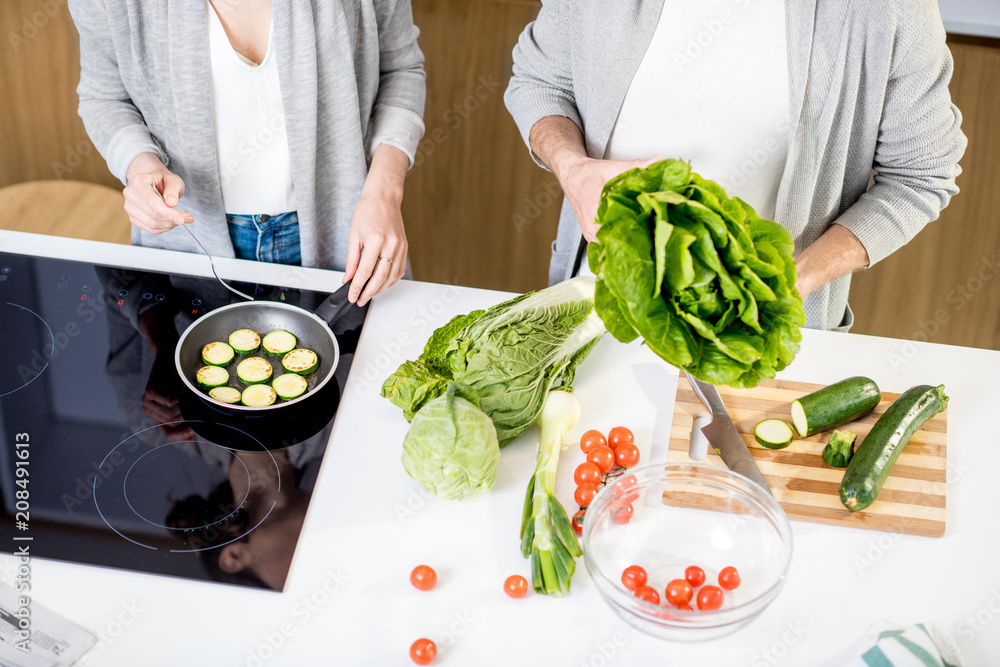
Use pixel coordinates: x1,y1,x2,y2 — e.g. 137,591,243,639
683,371,772,495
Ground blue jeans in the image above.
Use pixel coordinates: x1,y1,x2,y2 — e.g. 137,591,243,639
226,211,302,265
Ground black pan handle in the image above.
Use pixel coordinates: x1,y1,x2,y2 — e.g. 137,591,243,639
314,280,355,328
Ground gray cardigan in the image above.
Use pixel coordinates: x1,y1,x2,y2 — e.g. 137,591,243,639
505,0,966,330
69,0,426,271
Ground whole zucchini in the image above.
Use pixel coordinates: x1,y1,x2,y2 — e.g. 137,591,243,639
839,384,947,512
791,376,881,437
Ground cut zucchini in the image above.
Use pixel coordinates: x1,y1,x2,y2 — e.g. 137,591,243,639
196,365,229,389
840,385,947,512
208,386,242,404
790,376,881,437
228,329,261,355
241,384,277,407
753,419,794,449
272,373,308,400
201,341,235,367
822,429,856,468
236,357,273,385
262,330,297,357
282,348,319,375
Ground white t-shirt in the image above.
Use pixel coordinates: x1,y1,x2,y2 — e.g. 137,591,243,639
206,1,296,215
605,0,790,220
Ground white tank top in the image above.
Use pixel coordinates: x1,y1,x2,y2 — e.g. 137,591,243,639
605,0,790,220
206,0,296,215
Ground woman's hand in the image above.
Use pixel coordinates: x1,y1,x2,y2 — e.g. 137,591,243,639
343,145,410,306
557,154,661,242
123,152,194,234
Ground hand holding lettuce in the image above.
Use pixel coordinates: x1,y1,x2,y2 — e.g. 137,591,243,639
588,159,806,388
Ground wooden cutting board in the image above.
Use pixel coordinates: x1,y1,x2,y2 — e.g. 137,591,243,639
667,376,948,537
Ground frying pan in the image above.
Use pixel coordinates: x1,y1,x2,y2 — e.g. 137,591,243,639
174,281,355,412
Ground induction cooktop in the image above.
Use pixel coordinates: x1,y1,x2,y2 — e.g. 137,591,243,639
0,252,363,591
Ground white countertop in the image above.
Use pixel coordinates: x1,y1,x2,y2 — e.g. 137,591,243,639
940,0,1000,39
1,231,999,666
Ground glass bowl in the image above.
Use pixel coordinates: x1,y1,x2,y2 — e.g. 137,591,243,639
582,462,792,641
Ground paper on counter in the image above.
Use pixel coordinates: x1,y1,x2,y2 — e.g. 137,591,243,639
0,583,95,667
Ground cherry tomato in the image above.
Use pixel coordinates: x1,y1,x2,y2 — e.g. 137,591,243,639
614,443,640,469
580,429,607,454
572,509,586,536
685,565,706,588
608,426,635,451
611,501,634,525
410,638,437,665
574,462,602,486
504,575,528,598
574,483,599,507
677,603,693,611
697,585,724,611
410,565,437,591
621,565,647,592
719,566,741,590
665,579,693,606
635,585,660,604
611,474,640,504
587,445,615,474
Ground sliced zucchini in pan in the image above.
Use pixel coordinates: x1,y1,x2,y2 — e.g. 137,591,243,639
262,330,297,357
228,329,261,355
208,386,242,404
196,365,229,389
272,373,308,400
282,348,319,375
201,341,235,367
236,357,273,385
241,384,277,407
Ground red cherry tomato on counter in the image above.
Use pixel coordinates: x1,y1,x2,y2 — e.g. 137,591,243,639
410,638,437,665
580,429,607,454
608,426,635,451
574,462,602,486
572,509,586,536
615,443,640,469
719,566,741,590
665,579,693,606
574,483,599,507
611,502,634,525
410,565,437,591
504,575,528,599
685,565,706,588
697,585,724,611
587,445,615,474
635,585,660,604
621,565,647,592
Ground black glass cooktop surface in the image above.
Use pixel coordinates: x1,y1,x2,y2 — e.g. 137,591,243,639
0,252,362,590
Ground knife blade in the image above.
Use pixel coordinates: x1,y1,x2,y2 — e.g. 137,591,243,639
683,371,772,495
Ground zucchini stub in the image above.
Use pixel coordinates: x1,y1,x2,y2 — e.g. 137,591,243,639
201,341,235,367
272,373,308,400
196,365,229,389
208,386,242,404
753,419,794,449
262,330,297,357
228,329,261,355
236,357,273,385
282,348,319,375
790,376,880,437
821,429,856,468
839,384,948,512
241,384,277,407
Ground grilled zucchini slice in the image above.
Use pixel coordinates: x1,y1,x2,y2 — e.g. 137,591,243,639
281,349,319,375
241,384,277,407
262,330,297,357
201,341,235,367
208,386,242,404
196,365,229,389
272,373,308,400
236,357,273,385
228,329,261,355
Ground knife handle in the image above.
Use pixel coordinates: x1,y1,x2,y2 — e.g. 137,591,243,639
690,416,710,461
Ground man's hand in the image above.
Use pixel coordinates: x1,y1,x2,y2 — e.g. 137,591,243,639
794,224,871,297
124,152,194,234
342,144,410,307
529,116,659,242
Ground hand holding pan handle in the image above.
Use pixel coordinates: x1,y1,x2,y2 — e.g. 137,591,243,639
314,274,374,329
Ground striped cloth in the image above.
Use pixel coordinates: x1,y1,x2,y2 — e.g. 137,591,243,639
846,624,962,667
